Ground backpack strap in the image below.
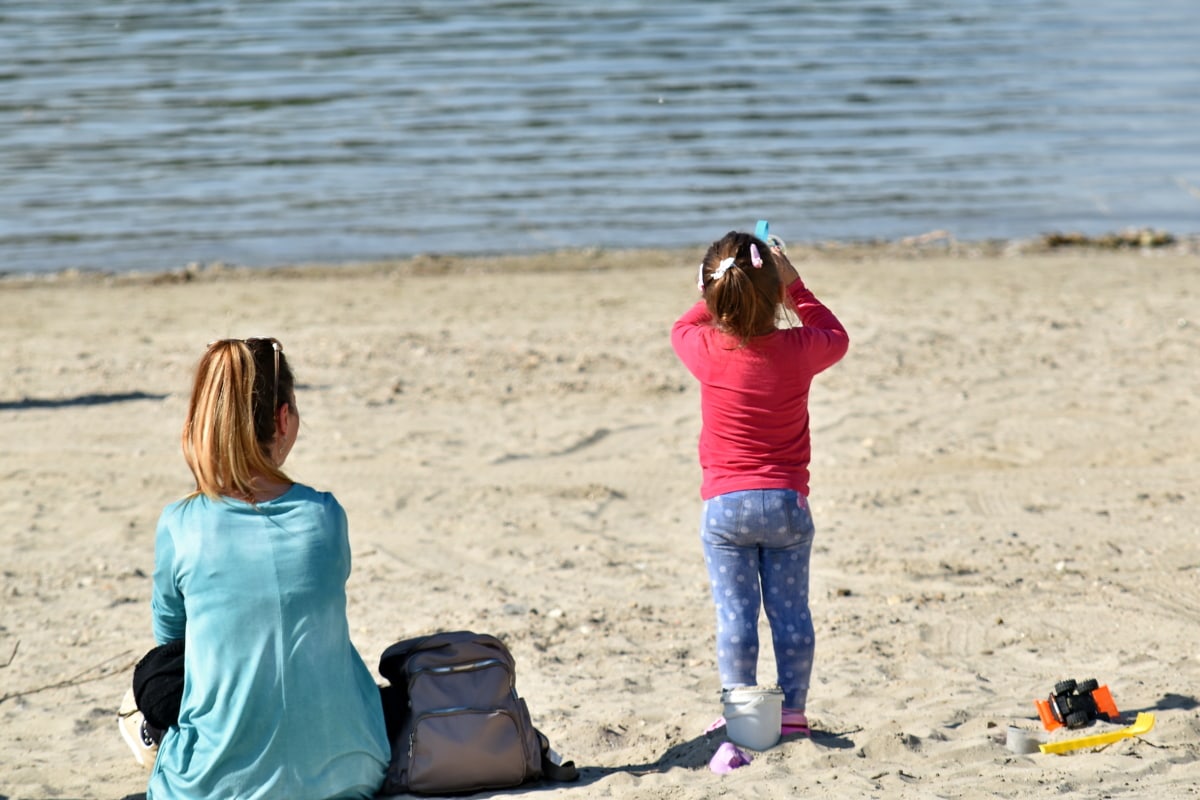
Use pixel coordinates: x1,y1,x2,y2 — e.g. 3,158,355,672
537,729,579,783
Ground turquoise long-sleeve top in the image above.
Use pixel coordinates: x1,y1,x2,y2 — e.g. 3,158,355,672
148,484,390,800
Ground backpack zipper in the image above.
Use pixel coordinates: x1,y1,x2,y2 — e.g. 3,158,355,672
413,657,507,676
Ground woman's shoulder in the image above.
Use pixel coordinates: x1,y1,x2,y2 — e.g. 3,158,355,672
158,484,344,517
280,483,348,523
159,493,201,522
284,482,341,507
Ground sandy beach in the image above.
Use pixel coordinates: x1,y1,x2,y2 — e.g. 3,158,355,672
2,242,1198,799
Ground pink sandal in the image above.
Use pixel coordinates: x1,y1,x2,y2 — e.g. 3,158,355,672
704,716,727,734
781,709,810,736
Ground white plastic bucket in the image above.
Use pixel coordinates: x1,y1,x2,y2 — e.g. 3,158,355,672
721,685,783,751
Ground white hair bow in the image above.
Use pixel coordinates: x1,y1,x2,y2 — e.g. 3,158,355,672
698,256,736,290
710,257,735,281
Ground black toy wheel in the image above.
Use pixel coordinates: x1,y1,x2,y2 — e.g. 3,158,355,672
1065,710,1090,729
1076,678,1099,694
1054,679,1077,695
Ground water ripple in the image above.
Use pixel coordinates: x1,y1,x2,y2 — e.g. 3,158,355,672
1,0,1198,273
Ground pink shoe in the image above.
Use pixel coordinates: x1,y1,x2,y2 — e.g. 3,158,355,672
781,709,810,736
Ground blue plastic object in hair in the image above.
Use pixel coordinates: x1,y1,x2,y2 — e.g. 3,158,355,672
754,220,770,241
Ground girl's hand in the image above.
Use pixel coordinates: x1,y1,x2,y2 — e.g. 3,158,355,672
774,250,801,287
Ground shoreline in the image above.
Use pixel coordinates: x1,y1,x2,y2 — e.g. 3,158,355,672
3,228,1197,286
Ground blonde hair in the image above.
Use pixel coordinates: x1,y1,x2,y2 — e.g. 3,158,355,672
181,339,293,500
699,231,784,344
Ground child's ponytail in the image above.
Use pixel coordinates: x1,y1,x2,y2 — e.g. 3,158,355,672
699,231,784,344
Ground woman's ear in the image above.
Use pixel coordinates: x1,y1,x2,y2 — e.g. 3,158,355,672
274,402,291,439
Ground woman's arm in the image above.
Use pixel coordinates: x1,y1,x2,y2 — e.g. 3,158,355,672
151,514,187,645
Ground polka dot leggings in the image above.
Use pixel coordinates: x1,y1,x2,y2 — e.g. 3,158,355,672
700,489,816,711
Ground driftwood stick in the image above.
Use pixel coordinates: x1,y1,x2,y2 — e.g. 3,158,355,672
0,649,137,705
0,639,18,668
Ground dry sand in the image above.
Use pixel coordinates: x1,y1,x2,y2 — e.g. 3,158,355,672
2,243,1198,799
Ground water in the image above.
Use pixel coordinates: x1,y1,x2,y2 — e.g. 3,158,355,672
2,0,1198,274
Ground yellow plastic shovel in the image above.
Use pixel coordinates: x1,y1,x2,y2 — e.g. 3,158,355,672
1038,712,1156,754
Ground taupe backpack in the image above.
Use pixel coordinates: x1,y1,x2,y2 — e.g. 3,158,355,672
378,631,577,796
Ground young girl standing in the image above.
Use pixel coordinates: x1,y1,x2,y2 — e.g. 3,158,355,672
671,231,848,735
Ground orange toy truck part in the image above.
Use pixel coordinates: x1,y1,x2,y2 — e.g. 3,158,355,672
1036,684,1119,732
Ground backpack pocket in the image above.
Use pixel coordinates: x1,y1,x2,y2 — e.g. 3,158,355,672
408,657,511,711
407,708,530,794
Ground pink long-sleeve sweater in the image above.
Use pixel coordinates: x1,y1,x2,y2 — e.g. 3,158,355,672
671,278,849,500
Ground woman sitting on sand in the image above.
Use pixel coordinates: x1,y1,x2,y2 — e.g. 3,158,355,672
133,338,389,799
672,231,848,737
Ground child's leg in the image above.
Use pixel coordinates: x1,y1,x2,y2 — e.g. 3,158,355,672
759,493,816,712
700,492,764,690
